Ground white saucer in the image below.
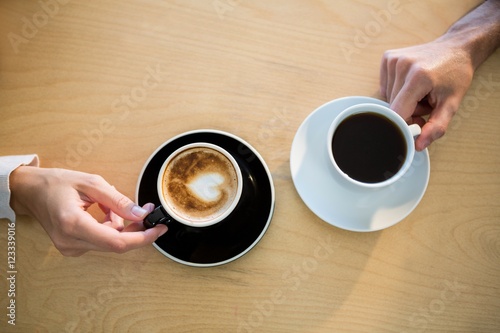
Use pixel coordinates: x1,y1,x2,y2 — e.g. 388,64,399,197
290,96,430,232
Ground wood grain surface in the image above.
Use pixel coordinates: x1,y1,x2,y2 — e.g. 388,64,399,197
1,1,499,332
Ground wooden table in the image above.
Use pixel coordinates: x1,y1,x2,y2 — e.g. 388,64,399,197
1,1,499,332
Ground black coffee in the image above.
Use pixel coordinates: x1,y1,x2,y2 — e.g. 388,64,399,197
332,112,407,183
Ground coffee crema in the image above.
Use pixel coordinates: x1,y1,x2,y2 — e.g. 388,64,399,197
161,147,239,223
332,112,407,183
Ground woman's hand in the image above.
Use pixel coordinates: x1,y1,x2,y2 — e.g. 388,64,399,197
10,166,167,256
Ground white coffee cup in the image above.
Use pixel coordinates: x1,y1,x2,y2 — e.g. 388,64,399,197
327,103,421,188
145,142,243,228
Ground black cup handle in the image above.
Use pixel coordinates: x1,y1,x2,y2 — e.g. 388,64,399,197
143,206,175,229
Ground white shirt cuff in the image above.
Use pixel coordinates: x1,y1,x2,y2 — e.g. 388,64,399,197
0,154,40,222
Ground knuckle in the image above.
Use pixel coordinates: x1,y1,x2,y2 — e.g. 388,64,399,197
382,50,392,61
55,211,79,236
448,104,459,117
85,174,107,189
386,53,400,68
430,123,447,141
407,67,433,90
408,64,431,81
113,193,132,211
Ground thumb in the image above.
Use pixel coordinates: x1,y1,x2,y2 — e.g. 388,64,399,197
415,101,457,151
415,120,446,151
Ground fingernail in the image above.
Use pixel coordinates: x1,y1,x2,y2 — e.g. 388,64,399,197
143,203,155,213
131,205,148,217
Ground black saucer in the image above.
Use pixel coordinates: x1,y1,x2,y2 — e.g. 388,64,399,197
135,130,275,267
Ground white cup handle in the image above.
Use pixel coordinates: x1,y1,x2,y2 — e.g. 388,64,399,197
409,124,421,138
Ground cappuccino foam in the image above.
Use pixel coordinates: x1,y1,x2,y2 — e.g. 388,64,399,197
161,147,239,223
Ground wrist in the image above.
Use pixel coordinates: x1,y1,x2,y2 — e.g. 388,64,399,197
9,166,41,217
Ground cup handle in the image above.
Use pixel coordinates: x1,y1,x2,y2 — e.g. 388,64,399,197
409,123,421,138
143,206,175,229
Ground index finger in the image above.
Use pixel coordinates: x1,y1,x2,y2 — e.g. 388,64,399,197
76,212,167,253
76,174,149,221
390,76,432,122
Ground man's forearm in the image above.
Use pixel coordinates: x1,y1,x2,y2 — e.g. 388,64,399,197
439,0,500,70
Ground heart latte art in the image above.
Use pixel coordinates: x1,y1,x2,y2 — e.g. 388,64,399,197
161,147,240,223
187,173,225,202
